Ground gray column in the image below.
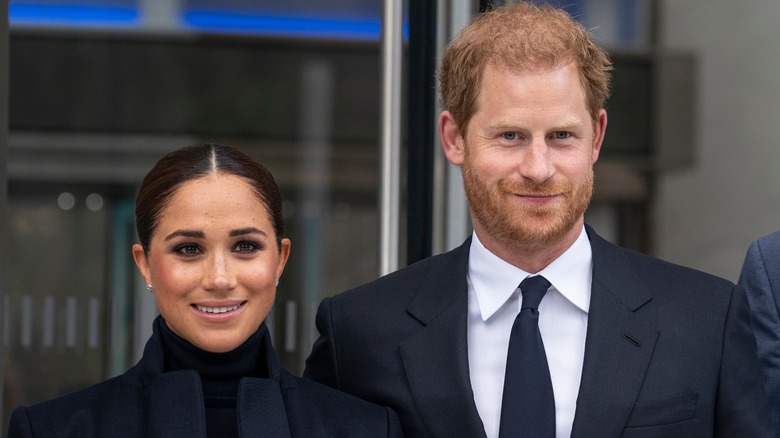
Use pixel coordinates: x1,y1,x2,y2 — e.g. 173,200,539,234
432,0,476,254
379,0,403,275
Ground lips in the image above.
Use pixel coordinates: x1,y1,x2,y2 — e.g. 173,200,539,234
519,193,560,198
194,302,244,314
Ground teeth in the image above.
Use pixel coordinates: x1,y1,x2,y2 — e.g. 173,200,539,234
196,304,240,314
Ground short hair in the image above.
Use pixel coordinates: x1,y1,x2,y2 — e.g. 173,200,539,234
438,2,612,136
135,143,284,252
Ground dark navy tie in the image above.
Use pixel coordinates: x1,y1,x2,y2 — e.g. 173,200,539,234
498,275,555,438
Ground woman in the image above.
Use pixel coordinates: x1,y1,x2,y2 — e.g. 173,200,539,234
8,144,402,437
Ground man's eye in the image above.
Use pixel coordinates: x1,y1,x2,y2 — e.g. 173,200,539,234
175,244,201,255
553,131,570,139
502,132,518,140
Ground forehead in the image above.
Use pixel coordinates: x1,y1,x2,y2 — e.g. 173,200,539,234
157,175,270,229
479,62,587,109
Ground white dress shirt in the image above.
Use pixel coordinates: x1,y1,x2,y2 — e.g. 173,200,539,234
467,227,592,438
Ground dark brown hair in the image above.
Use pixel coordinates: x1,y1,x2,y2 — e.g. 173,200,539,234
135,143,284,251
439,1,612,137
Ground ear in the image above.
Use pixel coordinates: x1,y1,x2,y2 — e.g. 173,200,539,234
131,243,152,285
276,238,291,280
439,110,465,165
591,109,608,163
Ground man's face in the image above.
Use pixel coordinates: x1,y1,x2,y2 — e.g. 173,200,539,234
447,62,606,254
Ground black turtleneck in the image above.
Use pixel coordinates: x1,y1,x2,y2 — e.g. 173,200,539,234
158,318,269,438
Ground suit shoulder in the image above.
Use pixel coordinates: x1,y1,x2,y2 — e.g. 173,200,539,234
755,229,780,246
620,245,735,291
752,230,780,259
331,244,467,305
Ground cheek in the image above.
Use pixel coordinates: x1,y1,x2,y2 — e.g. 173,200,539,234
239,259,279,289
151,260,200,294
554,152,593,178
247,269,277,291
466,154,503,178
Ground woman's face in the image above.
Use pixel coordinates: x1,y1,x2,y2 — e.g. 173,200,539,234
132,174,290,353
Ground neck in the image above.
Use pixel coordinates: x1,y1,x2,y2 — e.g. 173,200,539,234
158,317,269,380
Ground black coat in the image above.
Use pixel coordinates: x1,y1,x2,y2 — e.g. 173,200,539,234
305,225,773,437
8,318,402,437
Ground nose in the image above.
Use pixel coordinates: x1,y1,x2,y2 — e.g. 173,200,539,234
203,251,237,291
519,137,555,183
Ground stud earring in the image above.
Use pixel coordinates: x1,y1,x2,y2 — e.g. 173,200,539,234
276,279,279,286
146,284,153,293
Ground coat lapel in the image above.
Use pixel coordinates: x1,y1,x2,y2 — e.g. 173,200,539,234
571,227,659,437
399,237,486,438
147,370,207,438
142,319,292,438
238,379,292,438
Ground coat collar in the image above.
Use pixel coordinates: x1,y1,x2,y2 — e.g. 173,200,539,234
133,317,293,438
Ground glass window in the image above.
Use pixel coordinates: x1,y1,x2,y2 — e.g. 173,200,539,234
4,0,386,429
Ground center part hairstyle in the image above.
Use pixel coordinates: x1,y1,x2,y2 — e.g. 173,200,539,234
438,1,613,136
135,143,285,252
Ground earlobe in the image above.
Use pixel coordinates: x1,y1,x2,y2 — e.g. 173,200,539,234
439,110,465,165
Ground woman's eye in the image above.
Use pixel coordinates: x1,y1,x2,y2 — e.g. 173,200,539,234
234,241,259,253
502,132,518,141
175,244,201,256
553,131,570,139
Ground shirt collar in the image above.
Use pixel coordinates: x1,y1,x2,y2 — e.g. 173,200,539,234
469,226,593,321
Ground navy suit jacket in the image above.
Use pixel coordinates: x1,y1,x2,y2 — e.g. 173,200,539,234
740,230,780,436
8,318,402,438
305,225,772,437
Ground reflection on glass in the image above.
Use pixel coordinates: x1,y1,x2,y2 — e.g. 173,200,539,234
4,192,108,416
3,0,385,430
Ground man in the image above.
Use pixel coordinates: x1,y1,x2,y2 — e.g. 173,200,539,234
739,230,780,436
305,2,772,437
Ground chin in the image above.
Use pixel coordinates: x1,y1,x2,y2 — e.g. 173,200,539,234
200,341,240,354
192,332,243,353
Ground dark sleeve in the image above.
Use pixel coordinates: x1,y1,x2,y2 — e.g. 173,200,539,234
738,239,780,435
715,283,775,437
7,406,35,438
303,297,341,389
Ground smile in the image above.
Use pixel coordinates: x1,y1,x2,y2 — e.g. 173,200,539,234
195,303,243,314
515,193,562,201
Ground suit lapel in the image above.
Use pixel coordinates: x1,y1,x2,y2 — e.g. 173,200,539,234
399,237,486,438
760,233,780,316
571,227,659,437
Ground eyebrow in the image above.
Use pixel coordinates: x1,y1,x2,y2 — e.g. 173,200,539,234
229,227,267,237
164,230,205,241
163,227,267,241
490,118,584,131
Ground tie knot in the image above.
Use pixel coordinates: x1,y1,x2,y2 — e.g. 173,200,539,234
519,275,550,310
